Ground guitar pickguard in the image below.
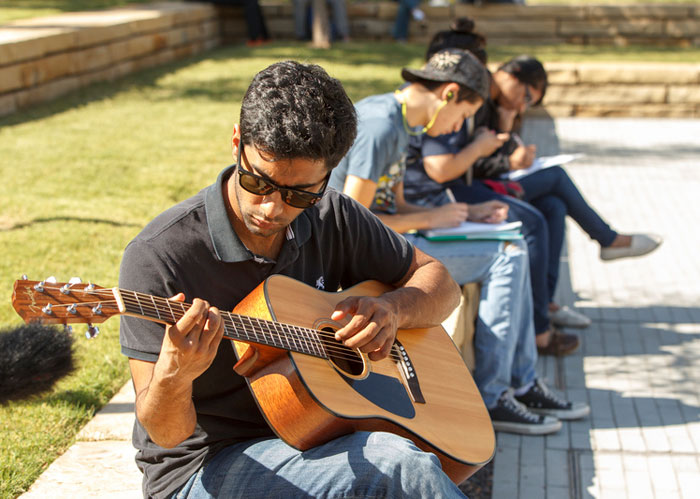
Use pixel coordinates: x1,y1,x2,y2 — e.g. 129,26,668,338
339,370,416,418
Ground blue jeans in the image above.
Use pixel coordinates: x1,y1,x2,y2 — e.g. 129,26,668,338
445,182,552,336
407,235,538,407
392,0,419,40
173,432,465,498
520,166,617,300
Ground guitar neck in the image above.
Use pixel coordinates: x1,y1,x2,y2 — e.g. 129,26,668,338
114,288,329,359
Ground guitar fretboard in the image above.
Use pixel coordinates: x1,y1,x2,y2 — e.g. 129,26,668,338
118,289,331,359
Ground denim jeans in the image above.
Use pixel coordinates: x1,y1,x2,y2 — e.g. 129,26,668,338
520,166,617,300
392,0,420,40
173,432,465,498
407,235,538,408
444,182,552,336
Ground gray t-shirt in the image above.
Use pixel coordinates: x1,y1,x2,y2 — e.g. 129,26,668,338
330,93,409,214
119,165,413,499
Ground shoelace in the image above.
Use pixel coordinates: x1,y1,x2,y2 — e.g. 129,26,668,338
533,379,569,408
502,390,541,423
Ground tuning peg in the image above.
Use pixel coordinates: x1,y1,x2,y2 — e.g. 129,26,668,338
64,325,74,334
68,277,82,284
21,274,28,280
46,276,57,284
34,281,45,292
86,324,100,339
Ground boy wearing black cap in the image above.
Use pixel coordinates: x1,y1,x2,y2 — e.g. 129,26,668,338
329,49,589,435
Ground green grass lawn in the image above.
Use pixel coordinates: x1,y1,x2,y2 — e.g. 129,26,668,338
0,0,165,24
0,39,698,497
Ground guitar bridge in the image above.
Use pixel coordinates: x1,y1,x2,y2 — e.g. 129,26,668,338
392,340,425,404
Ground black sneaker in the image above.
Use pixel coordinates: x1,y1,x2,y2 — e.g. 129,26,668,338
515,379,590,420
488,390,562,435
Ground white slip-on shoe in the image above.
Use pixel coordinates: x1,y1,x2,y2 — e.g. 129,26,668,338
600,233,662,261
550,305,591,329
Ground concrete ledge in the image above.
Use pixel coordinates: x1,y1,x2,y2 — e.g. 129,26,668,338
533,62,700,118
0,2,220,116
20,383,140,498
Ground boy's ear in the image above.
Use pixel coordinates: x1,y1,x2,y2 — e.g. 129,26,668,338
442,83,460,102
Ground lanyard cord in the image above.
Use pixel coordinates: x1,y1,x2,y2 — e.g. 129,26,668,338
396,90,448,137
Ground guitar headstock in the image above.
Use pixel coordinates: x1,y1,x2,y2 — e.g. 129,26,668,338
12,277,120,332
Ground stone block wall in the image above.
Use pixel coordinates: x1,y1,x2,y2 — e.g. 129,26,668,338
535,62,700,118
0,2,220,117
248,2,700,47
1,2,697,118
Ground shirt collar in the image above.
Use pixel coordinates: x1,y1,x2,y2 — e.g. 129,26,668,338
204,165,312,263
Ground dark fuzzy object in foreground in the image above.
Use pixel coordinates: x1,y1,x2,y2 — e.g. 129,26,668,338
0,323,75,404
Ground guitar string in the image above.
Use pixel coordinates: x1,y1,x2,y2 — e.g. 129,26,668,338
38,287,402,363
119,289,403,363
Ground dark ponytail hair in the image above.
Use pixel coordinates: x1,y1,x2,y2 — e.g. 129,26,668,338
426,17,488,64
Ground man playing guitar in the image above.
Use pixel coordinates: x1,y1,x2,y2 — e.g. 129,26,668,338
119,61,468,498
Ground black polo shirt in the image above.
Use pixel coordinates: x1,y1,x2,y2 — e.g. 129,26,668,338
119,165,413,499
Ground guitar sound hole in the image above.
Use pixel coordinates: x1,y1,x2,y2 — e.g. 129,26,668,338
321,327,365,377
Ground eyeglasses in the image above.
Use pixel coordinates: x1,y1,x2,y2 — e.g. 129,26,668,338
236,143,328,209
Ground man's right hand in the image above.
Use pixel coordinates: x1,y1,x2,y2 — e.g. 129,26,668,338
428,202,469,228
155,294,225,384
509,145,537,170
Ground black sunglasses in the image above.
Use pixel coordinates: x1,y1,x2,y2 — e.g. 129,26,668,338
236,143,328,209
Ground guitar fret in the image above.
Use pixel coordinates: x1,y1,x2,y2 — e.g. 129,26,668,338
164,298,176,323
134,292,145,317
150,295,162,321
283,323,299,352
295,325,318,357
246,315,260,343
307,328,327,358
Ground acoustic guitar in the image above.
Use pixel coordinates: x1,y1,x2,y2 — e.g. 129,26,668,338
12,274,495,483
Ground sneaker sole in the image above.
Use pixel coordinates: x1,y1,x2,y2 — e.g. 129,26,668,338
492,419,562,435
529,405,591,420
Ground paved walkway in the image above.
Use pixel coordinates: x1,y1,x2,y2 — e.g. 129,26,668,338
21,118,700,498
492,117,700,499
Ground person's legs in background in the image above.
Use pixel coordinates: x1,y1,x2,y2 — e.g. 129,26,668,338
292,0,312,40
327,0,350,41
520,166,616,247
450,181,579,356
392,0,420,41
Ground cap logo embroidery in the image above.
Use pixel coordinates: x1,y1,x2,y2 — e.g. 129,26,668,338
428,52,461,71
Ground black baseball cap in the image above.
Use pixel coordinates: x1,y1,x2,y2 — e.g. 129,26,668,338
401,48,489,100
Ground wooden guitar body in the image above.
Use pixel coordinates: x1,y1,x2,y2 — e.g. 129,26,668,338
231,275,495,484
11,274,495,484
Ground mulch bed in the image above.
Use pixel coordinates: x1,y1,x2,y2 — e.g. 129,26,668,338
458,459,493,499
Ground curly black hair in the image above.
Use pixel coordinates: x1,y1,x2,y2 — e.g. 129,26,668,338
240,61,358,170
